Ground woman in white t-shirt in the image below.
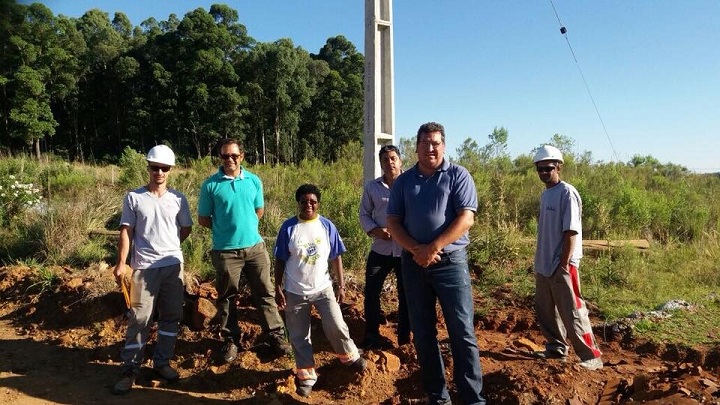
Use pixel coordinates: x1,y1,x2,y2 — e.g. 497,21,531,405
273,184,366,397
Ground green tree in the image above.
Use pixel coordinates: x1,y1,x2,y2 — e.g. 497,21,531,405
168,7,250,157
242,38,312,164
5,3,82,159
397,136,417,169
304,35,364,161
8,66,56,155
73,9,127,160
455,137,482,169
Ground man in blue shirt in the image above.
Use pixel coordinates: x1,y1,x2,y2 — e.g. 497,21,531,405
198,138,290,362
387,122,485,405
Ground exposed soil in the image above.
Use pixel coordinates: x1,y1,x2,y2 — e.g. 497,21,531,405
1,263,720,404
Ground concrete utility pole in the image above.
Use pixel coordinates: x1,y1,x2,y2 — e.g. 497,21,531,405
363,0,394,185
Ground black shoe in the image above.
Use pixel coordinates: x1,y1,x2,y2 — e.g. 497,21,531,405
531,350,567,360
222,340,238,363
153,365,179,382
349,356,367,372
268,332,292,356
113,369,137,395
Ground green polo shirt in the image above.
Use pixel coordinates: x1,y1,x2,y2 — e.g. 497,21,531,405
198,166,264,250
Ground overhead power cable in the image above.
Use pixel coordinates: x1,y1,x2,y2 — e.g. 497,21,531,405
549,0,620,162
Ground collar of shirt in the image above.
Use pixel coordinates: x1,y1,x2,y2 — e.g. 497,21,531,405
218,166,245,180
413,158,450,177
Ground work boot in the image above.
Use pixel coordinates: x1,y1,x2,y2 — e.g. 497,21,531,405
112,369,137,395
268,331,292,356
349,356,367,372
153,365,179,382
222,340,239,363
531,350,567,360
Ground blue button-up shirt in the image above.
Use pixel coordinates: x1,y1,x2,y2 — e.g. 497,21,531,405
359,176,403,257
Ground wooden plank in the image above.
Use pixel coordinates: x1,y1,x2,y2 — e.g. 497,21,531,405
584,239,650,250
522,238,650,251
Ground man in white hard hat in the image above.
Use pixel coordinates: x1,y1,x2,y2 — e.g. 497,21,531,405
113,144,193,394
531,145,603,370
198,138,290,363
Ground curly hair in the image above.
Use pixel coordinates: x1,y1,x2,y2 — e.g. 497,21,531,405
295,184,321,202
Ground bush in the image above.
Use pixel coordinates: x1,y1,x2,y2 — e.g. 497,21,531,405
118,146,147,190
0,174,43,226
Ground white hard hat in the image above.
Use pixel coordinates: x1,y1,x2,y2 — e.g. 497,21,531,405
146,145,176,166
533,145,564,164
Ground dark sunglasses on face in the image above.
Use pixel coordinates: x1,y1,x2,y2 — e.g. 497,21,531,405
299,200,318,206
220,153,241,160
149,165,171,173
536,166,556,173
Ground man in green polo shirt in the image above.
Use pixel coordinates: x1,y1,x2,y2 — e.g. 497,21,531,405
198,138,290,362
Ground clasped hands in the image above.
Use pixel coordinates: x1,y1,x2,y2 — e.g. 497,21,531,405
409,244,442,268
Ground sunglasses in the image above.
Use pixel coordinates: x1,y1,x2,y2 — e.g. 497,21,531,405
149,165,171,173
299,200,318,206
220,153,242,160
536,166,556,173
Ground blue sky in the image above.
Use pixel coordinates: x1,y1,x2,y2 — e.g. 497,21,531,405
29,1,720,172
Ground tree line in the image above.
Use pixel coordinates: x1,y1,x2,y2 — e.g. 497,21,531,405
0,1,364,164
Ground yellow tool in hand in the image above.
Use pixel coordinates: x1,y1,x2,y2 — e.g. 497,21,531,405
121,273,132,309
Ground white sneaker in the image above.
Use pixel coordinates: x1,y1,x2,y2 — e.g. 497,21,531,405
578,357,603,370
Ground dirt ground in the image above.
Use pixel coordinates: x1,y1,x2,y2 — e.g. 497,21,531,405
2,264,720,404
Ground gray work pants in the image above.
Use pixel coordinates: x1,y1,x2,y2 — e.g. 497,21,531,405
284,286,359,372
120,263,184,372
534,264,602,361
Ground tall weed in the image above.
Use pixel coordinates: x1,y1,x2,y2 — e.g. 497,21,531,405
118,146,147,190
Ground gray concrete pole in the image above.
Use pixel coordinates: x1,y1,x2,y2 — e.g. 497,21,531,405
363,0,395,185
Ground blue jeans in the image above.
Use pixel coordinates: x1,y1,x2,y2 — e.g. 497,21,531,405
364,251,410,344
401,249,485,405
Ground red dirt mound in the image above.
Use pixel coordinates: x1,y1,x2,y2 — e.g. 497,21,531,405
1,264,719,404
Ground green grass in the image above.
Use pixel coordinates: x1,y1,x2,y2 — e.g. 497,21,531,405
2,154,720,350
633,298,720,346
24,260,60,295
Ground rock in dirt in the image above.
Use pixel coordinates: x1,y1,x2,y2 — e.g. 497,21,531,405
377,350,401,373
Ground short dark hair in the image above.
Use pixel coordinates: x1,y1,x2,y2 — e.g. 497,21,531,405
295,183,321,202
416,122,446,144
378,144,401,161
219,138,244,153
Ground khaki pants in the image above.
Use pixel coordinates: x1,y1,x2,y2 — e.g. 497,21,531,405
211,241,284,341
